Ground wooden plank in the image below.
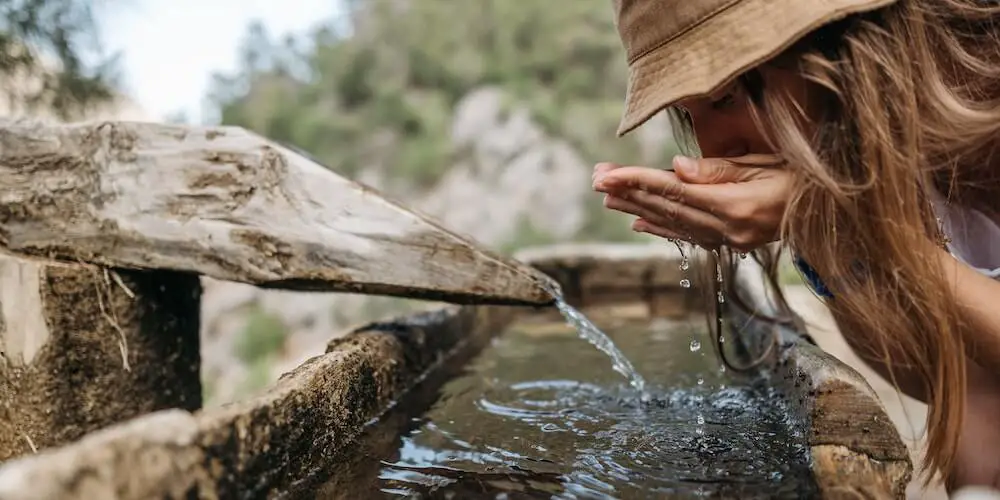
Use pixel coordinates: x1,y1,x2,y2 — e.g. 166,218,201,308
0,119,551,306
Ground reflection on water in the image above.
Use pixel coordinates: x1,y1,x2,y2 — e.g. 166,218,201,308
310,317,816,499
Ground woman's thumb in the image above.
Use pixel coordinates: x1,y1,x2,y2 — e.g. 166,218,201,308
673,154,780,184
673,156,739,184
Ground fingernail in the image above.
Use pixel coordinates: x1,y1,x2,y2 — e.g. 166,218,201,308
674,155,697,175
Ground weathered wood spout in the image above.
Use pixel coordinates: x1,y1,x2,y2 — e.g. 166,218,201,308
0,118,554,462
0,119,553,306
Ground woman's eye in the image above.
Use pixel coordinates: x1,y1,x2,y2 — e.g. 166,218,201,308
710,92,736,110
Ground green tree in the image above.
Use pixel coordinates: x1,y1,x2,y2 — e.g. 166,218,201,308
211,0,649,175
0,0,120,118
209,0,675,244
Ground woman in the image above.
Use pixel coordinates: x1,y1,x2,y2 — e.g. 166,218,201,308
593,0,1000,494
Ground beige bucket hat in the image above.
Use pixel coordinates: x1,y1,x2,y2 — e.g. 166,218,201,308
612,0,898,137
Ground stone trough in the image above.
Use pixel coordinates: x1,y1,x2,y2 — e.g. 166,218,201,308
0,120,911,499
0,241,911,499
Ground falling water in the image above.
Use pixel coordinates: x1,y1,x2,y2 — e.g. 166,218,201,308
674,244,732,437
714,250,726,305
671,239,692,289
670,239,709,436
553,298,648,394
690,329,706,437
535,276,648,393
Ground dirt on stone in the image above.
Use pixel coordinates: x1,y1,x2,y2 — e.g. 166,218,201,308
0,265,202,461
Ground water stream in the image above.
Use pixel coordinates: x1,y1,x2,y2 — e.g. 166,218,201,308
309,318,815,499
536,277,648,395
298,246,818,498
532,241,715,402
551,298,648,394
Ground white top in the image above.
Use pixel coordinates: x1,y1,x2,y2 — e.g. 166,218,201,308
931,188,1000,279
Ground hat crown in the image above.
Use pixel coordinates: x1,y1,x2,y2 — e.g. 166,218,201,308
610,0,897,136
613,0,737,64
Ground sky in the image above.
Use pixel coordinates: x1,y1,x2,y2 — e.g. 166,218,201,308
98,0,344,124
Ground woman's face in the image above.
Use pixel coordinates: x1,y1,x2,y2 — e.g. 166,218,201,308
673,66,817,158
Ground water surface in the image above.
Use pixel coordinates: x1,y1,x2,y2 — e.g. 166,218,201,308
311,316,815,499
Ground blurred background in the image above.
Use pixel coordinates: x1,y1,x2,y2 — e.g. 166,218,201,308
1,0,813,406
3,6,940,497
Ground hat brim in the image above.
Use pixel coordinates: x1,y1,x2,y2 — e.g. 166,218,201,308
617,0,897,137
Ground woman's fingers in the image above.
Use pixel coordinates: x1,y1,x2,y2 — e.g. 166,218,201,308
633,218,686,240
593,156,791,251
594,166,732,215
603,194,669,229
593,162,623,182
603,192,725,244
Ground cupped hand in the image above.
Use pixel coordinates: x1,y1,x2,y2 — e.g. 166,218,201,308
592,154,791,251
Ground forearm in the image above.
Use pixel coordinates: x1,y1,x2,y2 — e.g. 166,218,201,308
825,247,1000,402
937,247,1000,373
828,304,930,402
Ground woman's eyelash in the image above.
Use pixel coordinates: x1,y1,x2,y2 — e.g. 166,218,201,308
711,93,736,109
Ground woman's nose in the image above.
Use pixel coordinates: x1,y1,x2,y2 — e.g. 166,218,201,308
694,130,748,158
690,114,749,158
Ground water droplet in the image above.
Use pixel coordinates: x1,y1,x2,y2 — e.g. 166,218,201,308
680,278,691,288
670,239,688,261
689,339,701,352
696,415,705,425
739,252,748,259
695,427,704,435
679,258,690,271
718,335,725,344
717,291,725,303
697,377,704,386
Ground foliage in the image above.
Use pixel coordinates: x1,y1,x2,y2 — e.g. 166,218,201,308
202,376,216,405
208,0,664,193
234,306,288,365
329,296,425,328
0,0,120,118
499,215,558,256
235,358,273,399
575,196,653,245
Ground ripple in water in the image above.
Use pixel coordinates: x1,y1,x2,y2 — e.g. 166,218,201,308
360,320,815,499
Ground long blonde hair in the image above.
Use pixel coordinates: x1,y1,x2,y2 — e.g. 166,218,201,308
676,0,1000,487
